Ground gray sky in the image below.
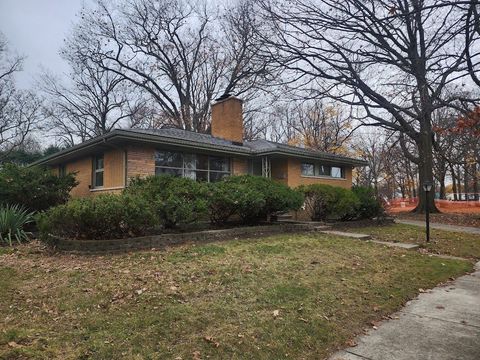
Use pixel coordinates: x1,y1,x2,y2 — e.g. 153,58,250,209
0,0,85,88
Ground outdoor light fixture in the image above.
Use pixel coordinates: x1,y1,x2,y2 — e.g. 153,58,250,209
423,181,432,243
423,182,433,192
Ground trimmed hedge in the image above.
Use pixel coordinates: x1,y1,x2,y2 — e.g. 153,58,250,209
207,175,304,225
38,175,305,241
298,184,381,221
125,175,208,228
39,176,384,242
37,194,158,241
352,186,384,219
298,184,357,221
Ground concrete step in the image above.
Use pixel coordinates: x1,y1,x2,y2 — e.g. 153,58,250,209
276,214,293,220
371,240,420,250
321,230,372,240
321,230,420,250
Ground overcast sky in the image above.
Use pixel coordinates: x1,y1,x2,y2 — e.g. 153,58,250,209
0,0,85,88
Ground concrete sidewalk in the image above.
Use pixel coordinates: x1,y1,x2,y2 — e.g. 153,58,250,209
397,219,480,235
329,262,480,360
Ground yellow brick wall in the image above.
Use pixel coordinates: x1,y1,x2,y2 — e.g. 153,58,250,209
60,148,126,198
65,157,92,198
60,145,354,199
211,97,243,143
286,158,353,189
126,145,155,181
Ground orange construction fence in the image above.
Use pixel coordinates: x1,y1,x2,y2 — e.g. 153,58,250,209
386,197,480,213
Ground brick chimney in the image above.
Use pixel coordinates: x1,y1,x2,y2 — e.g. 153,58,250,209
211,96,244,143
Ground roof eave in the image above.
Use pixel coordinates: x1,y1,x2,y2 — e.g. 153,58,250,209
29,131,117,167
254,149,368,167
30,129,252,166
31,129,367,167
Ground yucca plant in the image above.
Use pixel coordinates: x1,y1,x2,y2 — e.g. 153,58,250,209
0,204,34,246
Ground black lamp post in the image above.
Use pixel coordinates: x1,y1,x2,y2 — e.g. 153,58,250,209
423,181,433,243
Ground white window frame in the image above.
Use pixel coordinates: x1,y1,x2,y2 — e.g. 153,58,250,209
300,161,345,179
93,154,104,188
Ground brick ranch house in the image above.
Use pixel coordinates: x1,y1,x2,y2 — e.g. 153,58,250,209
33,96,366,197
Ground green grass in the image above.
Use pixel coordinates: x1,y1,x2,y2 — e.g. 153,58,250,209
0,234,473,359
341,223,480,259
0,247,14,256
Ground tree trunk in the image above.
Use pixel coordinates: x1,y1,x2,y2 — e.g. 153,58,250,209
464,161,469,199
451,165,458,201
399,181,406,198
412,175,417,198
456,165,463,198
439,175,446,200
413,131,439,213
472,162,479,201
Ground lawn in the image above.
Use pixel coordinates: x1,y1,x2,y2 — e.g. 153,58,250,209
339,223,480,260
393,211,480,228
0,233,473,360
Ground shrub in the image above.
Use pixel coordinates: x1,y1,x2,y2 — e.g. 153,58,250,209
298,184,359,221
36,194,158,241
0,163,78,211
330,186,360,220
298,184,337,221
207,175,304,225
125,175,208,228
206,180,245,225
0,204,34,246
207,178,265,225
352,186,383,219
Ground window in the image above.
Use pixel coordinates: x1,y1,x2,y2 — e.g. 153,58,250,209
301,163,315,176
59,164,66,177
331,167,343,178
93,155,104,187
154,150,230,182
318,165,331,176
301,162,345,179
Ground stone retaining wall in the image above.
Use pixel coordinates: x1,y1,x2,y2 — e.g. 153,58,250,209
50,223,315,254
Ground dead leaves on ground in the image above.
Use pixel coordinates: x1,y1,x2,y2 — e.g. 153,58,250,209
203,335,220,348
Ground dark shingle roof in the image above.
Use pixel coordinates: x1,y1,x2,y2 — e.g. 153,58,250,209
32,127,367,167
127,128,366,166
127,128,239,148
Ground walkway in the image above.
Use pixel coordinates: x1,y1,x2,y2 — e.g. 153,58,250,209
397,219,480,235
329,262,480,360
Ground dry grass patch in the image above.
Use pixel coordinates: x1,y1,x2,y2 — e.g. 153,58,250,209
0,233,473,359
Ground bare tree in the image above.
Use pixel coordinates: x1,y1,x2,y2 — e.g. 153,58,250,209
291,100,354,154
258,0,476,212
0,33,42,160
465,0,480,87
41,25,152,146
69,0,272,133
352,130,389,197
